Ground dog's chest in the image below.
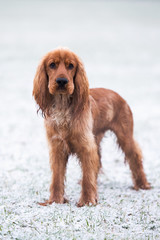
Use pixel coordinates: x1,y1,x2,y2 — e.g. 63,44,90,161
49,95,72,128
45,110,71,145
51,108,71,127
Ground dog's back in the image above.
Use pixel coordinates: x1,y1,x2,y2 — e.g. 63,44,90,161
90,88,129,135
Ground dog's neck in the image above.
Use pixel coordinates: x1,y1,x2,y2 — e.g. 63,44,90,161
52,94,72,110
48,94,73,127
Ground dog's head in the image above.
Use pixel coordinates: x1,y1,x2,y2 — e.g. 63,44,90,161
33,48,89,117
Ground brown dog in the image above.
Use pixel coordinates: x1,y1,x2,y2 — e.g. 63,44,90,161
33,48,150,207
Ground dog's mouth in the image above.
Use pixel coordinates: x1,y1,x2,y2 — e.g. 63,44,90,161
56,86,68,94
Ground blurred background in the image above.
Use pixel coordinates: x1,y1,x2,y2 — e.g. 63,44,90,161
0,0,160,166
0,0,160,180
0,1,160,238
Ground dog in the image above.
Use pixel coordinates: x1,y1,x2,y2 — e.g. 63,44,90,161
33,48,150,207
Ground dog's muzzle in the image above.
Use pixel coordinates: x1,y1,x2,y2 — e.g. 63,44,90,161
56,78,68,88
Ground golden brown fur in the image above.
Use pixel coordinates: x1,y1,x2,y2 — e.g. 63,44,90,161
33,48,151,207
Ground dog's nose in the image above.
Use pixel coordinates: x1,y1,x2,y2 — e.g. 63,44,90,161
56,78,68,87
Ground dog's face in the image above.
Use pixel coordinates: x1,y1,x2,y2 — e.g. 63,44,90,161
33,48,89,116
45,49,77,95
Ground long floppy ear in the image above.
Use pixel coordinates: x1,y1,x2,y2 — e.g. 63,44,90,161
72,57,89,116
32,58,52,117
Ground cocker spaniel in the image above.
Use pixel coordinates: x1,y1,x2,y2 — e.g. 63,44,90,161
33,48,150,207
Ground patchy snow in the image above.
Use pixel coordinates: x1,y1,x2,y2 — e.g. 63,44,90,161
0,0,160,239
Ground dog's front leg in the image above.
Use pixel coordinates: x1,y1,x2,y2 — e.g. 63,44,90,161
39,138,68,205
76,139,100,207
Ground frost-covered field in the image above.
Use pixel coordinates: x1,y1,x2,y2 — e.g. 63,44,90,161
0,1,160,239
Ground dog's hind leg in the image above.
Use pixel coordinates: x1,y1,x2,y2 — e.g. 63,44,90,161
118,136,150,190
111,104,151,190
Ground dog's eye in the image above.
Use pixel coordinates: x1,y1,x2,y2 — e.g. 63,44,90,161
68,63,74,70
49,62,56,69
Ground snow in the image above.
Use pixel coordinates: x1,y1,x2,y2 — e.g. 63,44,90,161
0,0,160,239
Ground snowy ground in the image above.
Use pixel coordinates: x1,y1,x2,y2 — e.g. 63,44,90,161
0,0,160,239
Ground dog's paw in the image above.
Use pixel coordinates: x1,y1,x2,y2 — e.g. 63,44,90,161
38,200,51,206
77,197,97,207
38,197,68,206
133,182,151,191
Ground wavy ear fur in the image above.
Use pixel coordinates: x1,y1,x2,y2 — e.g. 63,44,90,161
32,58,52,117
72,57,89,116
